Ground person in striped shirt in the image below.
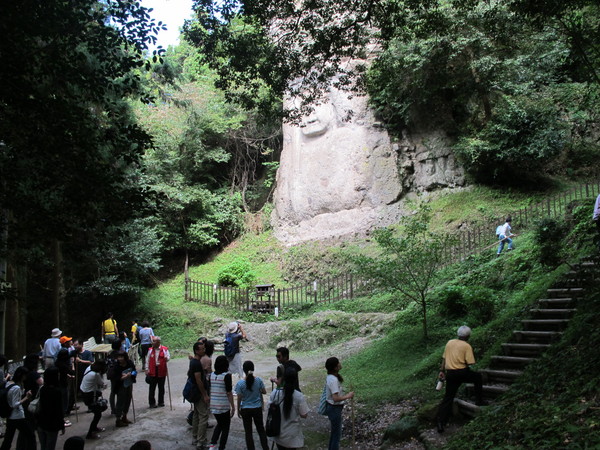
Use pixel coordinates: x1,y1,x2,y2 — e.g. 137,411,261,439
208,356,235,450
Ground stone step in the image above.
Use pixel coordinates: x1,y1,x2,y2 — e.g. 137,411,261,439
537,298,576,308
491,355,536,369
546,287,584,298
512,330,562,344
465,383,509,398
529,308,577,319
502,342,551,357
480,369,522,384
453,398,480,418
521,319,570,331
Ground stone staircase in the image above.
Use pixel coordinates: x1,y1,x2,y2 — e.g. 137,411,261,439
453,260,597,418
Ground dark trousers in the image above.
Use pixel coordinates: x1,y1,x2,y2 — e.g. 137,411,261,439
437,368,483,424
82,392,102,436
241,407,269,450
0,418,36,450
140,344,151,369
115,385,132,418
148,376,166,406
210,412,231,450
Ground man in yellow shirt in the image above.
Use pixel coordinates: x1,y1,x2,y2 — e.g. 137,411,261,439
436,326,483,433
102,312,119,344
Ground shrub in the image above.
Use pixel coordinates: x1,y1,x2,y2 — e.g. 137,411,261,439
533,217,565,266
217,258,257,287
436,284,497,326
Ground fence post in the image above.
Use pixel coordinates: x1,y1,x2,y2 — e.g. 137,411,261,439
277,289,281,313
213,284,218,306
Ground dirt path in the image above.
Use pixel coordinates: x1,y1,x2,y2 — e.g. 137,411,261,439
54,347,331,450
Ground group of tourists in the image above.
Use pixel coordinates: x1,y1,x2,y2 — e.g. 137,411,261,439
186,321,354,450
0,315,165,450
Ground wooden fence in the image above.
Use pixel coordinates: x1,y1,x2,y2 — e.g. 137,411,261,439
185,274,374,312
186,181,600,312
440,181,600,264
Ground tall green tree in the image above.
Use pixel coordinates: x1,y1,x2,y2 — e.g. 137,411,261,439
354,206,448,341
0,0,164,355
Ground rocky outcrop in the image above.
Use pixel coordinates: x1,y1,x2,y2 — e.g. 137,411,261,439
272,87,465,245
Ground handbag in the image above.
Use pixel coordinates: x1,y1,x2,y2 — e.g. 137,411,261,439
91,393,108,413
27,387,42,416
265,390,283,437
318,383,328,415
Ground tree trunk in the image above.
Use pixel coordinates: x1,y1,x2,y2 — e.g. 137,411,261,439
421,295,428,342
52,239,65,327
5,260,26,359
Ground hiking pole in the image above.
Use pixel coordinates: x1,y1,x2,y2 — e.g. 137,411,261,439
349,384,356,450
130,386,136,424
73,365,79,423
166,366,173,411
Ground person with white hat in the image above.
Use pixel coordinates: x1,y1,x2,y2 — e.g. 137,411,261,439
224,322,246,379
42,328,62,368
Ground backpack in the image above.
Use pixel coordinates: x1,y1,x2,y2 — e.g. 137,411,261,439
0,384,18,419
182,377,200,404
495,225,503,237
265,391,283,437
223,333,236,357
318,383,328,415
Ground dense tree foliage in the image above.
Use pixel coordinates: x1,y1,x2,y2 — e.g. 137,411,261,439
187,0,600,182
0,0,165,355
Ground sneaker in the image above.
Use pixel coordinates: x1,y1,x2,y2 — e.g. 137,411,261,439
64,420,72,427
158,403,165,407
115,419,128,427
86,433,101,440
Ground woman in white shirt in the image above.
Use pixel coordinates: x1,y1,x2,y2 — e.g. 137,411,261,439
80,361,107,440
268,367,308,450
324,357,354,450
0,366,35,450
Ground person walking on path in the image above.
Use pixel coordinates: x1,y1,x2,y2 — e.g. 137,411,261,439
436,325,484,433
270,347,302,392
146,336,170,408
324,357,354,450
208,356,235,450
36,367,65,450
189,341,210,450
224,322,246,379
0,366,36,450
235,360,269,450
268,367,309,450
42,328,62,368
593,194,600,250
496,216,515,256
80,361,108,440
110,351,137,427
138,321,155,372
101,312,119,344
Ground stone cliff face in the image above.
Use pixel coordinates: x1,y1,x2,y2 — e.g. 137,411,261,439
272,88,465,245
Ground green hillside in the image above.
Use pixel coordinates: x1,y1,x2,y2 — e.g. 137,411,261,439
139,184,599,448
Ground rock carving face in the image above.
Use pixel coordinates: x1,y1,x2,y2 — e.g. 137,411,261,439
272,78,465,245
273,88,404,244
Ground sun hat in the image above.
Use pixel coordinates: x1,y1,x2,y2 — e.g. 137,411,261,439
51,328,62,338
228,322,238,333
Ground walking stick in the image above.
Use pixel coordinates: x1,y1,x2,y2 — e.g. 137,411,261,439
166,366,173,411
130,386,136,424
351,396,356,450
73,362,79,423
